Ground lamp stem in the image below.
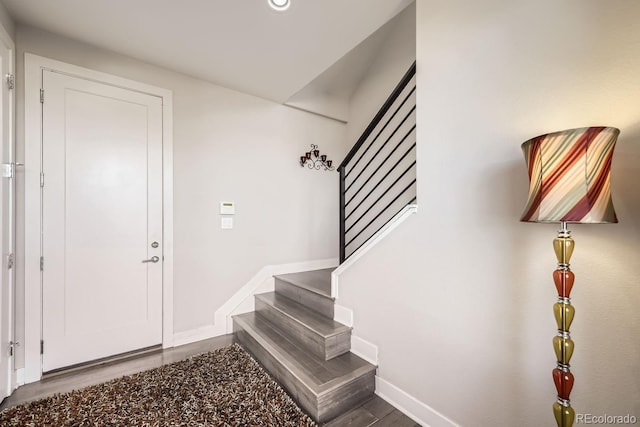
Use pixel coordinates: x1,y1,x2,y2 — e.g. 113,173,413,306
552,222,576,427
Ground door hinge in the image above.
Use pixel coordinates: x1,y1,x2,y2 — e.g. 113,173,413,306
40,256,44,271
7,253,13,269
40,340,44,355
40,88,44,103
40,172,44,188
6,73,14,90
1,162,24,179
1,163,12,178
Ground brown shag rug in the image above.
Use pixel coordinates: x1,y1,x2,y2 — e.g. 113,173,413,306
0,344,317,426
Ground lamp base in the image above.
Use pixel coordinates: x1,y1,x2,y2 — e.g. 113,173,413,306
552,222,575,427
553,401,575,427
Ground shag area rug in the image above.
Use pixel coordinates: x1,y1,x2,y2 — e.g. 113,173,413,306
0,344,317,426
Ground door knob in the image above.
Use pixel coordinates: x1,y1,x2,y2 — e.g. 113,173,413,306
142,256,160,263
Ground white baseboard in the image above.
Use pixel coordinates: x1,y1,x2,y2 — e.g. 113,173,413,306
172,324,220,347
375,376,459,427
222,276,276,333
351,334,378,365
334,304,353,327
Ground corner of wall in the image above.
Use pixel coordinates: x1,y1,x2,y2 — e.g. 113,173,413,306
0,2,15,43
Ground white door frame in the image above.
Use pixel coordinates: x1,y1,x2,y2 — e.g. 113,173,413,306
24,53,174,383
0,23,14,398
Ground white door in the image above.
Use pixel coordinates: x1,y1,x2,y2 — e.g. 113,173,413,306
41,70,163,372
0,32,14,401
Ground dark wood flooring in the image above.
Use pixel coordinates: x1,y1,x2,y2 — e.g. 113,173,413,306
0,335,419,426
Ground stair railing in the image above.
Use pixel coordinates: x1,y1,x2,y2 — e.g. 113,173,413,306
338,62,417,262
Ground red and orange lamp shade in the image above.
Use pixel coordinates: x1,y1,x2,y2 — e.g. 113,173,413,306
520,126,618,224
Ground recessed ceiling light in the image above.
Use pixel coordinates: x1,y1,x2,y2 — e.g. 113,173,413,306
268,0,290,11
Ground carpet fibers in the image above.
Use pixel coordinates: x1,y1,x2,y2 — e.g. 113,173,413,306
0,344,318,426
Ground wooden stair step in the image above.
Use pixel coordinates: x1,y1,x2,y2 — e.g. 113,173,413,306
255,292,351,360
275,269,334,318
233,312,376,423
274,268,333,297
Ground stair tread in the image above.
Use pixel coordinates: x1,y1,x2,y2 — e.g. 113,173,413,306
234,312,375,395
256,292,350,338
275,269,333,298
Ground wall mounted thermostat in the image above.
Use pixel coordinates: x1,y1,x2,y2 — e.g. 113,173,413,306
220,201,235,215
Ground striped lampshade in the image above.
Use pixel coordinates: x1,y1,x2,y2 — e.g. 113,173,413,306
520,126,619,223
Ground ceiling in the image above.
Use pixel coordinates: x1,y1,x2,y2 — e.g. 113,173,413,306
1,0,413,106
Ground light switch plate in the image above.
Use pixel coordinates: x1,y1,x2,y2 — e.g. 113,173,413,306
221,217,233,229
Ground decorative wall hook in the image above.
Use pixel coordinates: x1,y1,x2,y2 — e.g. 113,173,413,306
299,144,334,171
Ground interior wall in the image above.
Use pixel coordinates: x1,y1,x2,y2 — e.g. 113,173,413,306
13,25,346,369
346,2,416,145
284,1,415,124
0,2,14,41
337,1,640,426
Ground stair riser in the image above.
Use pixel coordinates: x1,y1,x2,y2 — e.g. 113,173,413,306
234,317,375,423
325,334,352,361
319,371,376,422
255,299,350,361
234,322,320,420
275,278,334,318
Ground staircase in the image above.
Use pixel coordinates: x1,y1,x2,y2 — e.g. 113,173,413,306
233,268,377,423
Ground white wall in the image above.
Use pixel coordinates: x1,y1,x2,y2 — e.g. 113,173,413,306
284,1,415,124
0,2,14,41
346,2,416,145
337,1,640,426
14,26,346,369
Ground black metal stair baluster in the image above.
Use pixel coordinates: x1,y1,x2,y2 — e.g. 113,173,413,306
338,61,416,261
